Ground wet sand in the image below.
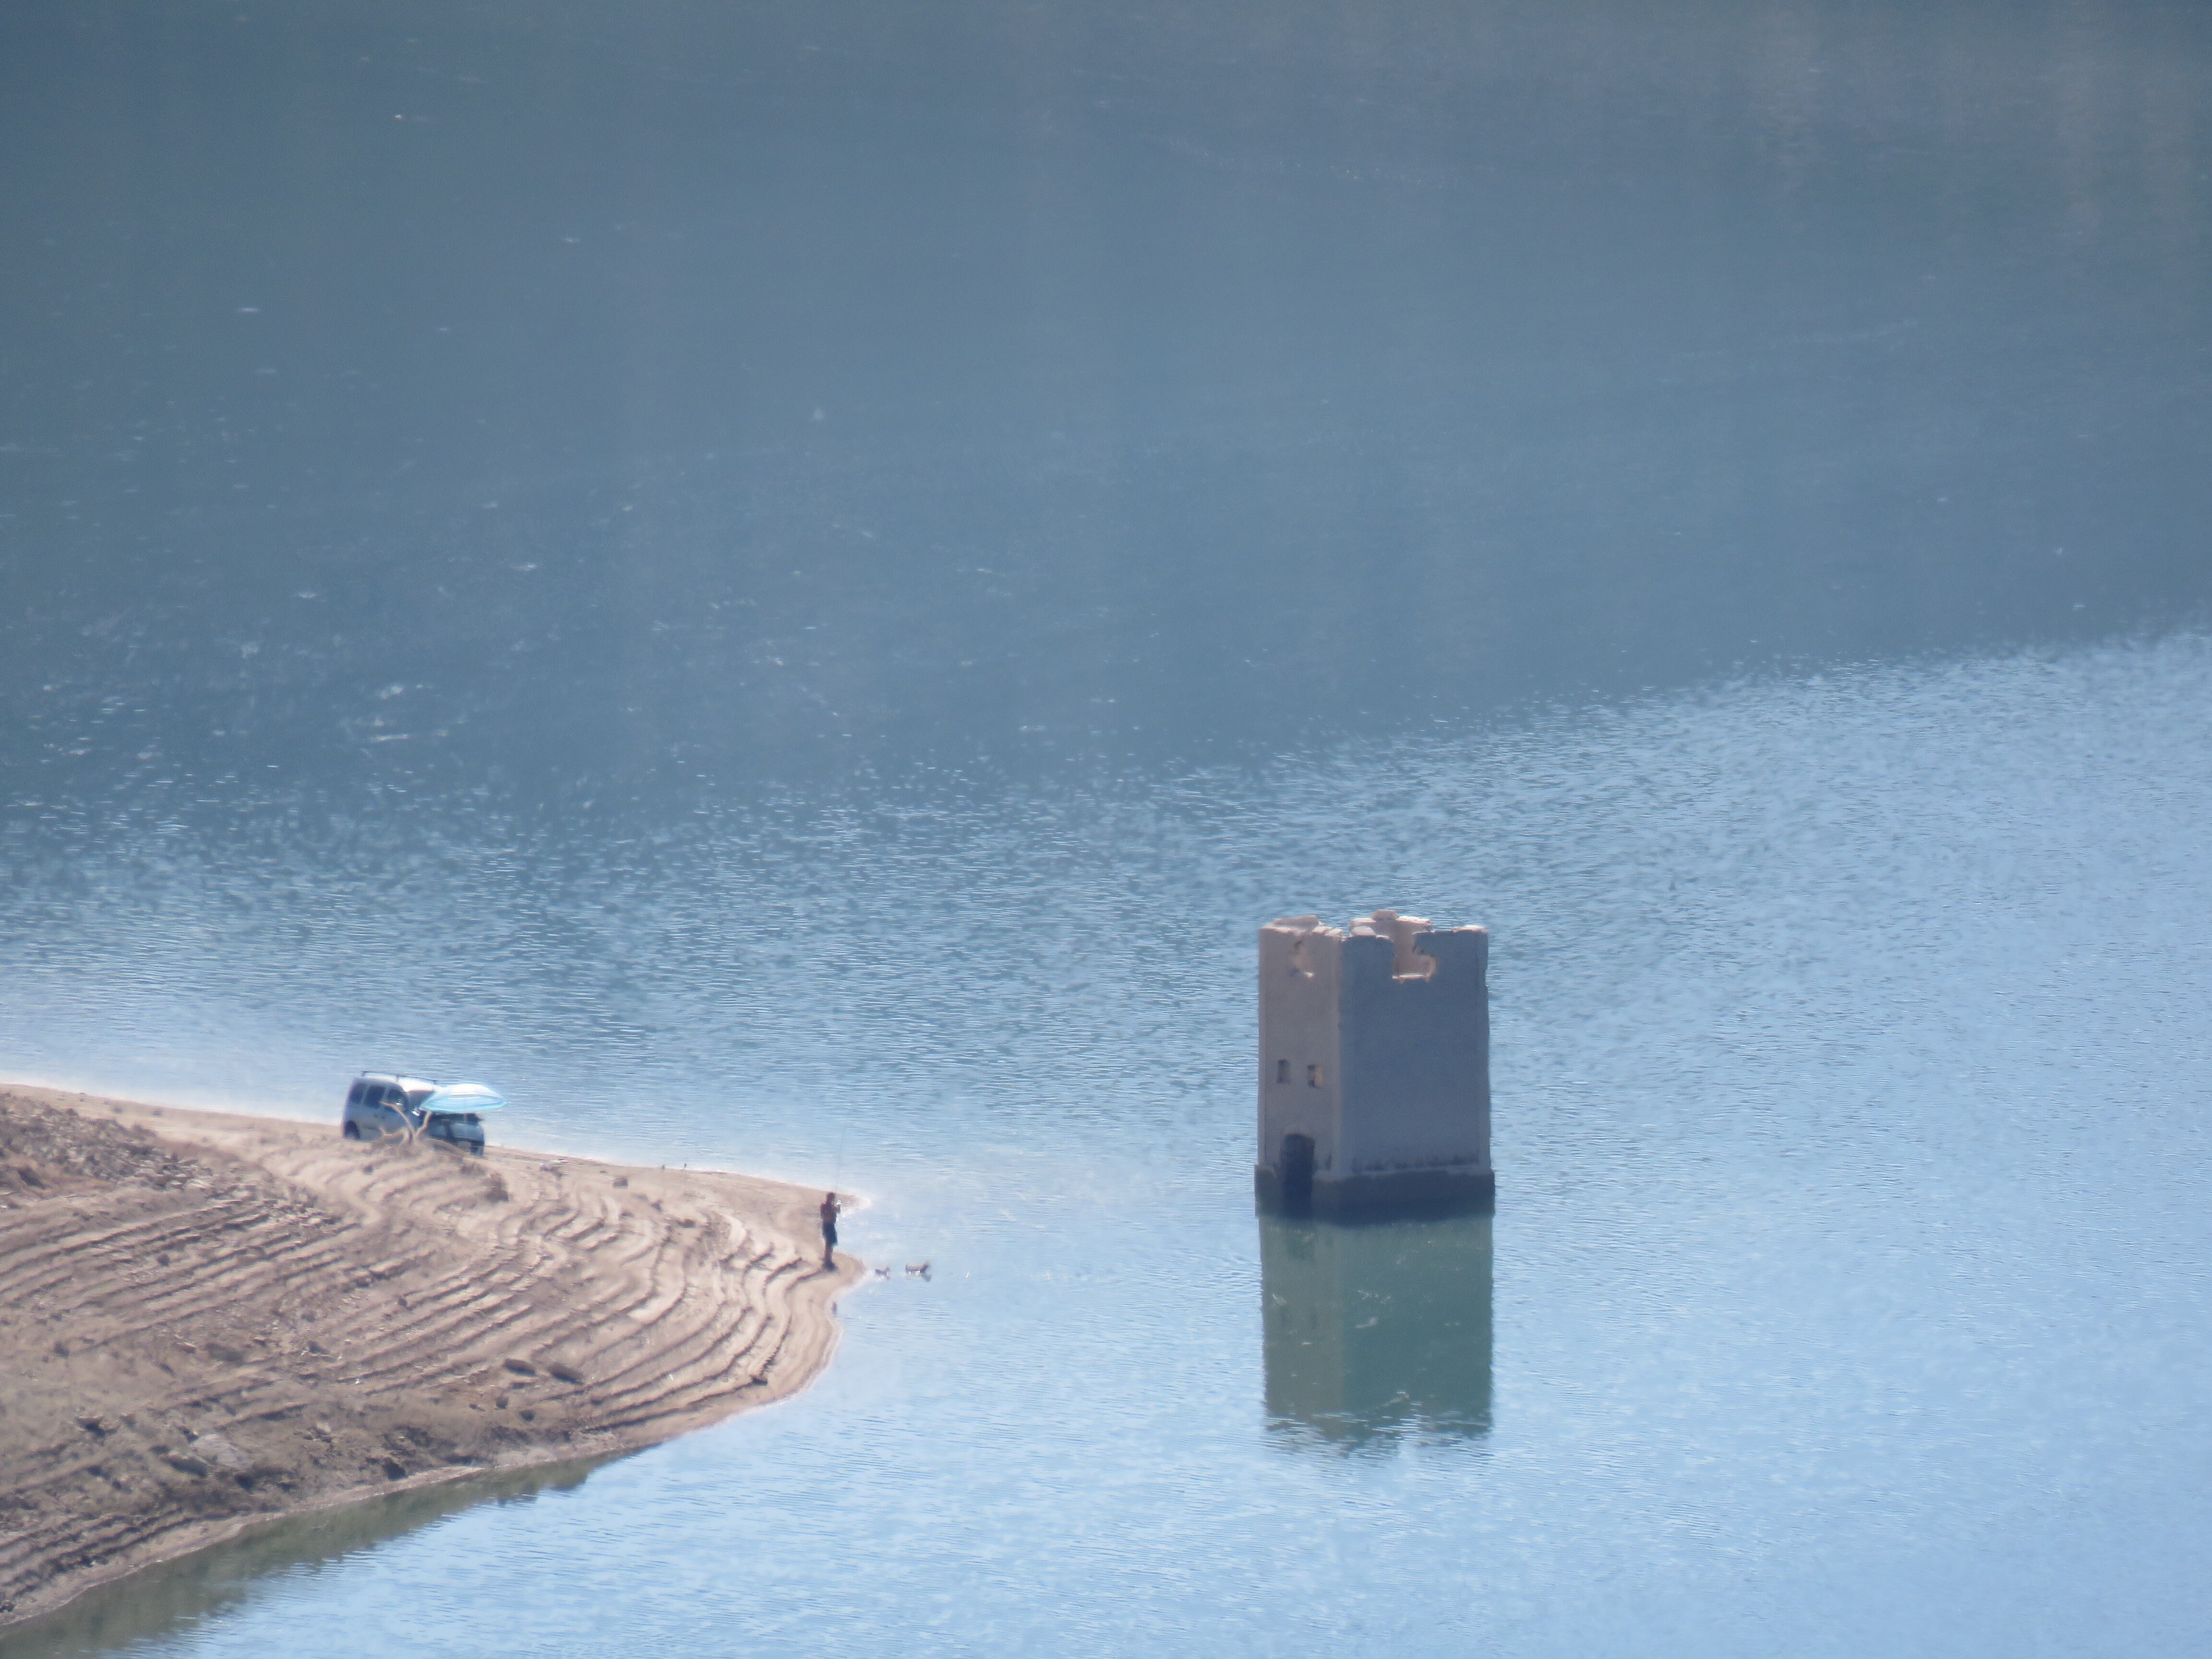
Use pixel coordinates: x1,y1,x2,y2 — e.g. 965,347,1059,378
0,1085,856,1629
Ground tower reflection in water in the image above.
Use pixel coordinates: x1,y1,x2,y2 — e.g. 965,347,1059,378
1260,1211,1493,1449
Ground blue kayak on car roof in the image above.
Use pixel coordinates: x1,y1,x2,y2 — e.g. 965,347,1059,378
420,1083,506,1114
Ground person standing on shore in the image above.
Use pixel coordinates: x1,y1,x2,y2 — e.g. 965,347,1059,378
818,1190,840,1268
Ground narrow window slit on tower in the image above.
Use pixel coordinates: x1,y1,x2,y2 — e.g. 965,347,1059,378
1307,1064,1322,1087
1275,1059,1289,1084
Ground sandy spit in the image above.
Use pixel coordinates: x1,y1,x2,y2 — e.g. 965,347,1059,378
0,1085,858,1629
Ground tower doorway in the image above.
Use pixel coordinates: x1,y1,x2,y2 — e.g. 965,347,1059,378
1280,1133,1316,1213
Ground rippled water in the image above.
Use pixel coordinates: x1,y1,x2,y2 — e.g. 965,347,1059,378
10,634,2212,1656
6,0,2212,1652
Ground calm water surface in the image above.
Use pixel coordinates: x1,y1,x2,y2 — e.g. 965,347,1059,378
4,0,2211,1653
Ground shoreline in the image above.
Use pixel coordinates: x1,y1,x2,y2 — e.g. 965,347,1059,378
0,1085,860,1630
0,1071,847,1197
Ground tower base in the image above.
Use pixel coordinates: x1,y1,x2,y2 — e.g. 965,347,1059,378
1254,1164,1495,1218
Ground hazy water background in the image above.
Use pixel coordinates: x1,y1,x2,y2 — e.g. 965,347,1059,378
4,0,2211,1654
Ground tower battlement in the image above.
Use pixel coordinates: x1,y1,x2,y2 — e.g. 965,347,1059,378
1255,909,1493,1216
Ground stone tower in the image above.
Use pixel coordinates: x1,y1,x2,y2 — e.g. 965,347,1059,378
1254,909,1492,1215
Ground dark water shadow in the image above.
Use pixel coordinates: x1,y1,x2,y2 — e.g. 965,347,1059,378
1260,1211,1493,1453
1,1456,608,1659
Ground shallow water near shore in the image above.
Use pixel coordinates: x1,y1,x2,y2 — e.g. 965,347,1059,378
7,0,2212,1651
4,1462,605,1659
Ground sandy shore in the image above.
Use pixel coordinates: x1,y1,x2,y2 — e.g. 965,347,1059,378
0,1084,857,1629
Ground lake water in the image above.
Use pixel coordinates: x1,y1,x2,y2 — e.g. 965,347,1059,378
5,1,2211,1654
